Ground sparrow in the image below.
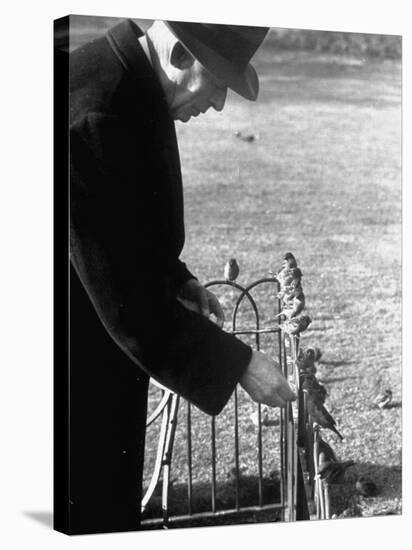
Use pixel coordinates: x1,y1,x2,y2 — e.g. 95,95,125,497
318,436,338,463
277,271,303,299
280,314,312,335
373,389,392,409
297,348,317,375
301,374,327,397
306,394,344,440
355,476,378,497
234,131,258,142
311,346,323,362
224,258,240,281
286,291,305,318
281,252,298,269
318,460,355,483
274,296,305,320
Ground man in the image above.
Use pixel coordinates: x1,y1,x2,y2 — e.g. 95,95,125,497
67,17,295,534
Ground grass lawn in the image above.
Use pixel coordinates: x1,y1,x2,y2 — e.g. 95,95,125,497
144,46,401,522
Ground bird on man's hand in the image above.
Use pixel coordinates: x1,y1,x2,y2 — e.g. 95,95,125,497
224,258,240,282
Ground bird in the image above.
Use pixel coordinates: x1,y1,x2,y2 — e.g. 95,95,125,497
224,258,240,282
302,376,328,402
373,389,392,409
276,253,298,285
281,252,298,269
318,460,355,483
280,314,312,335
309,346,322,362
318,436,338,463
306,394,344,440
274,293,305,320
356,476,378,497
277,270,303,299
285,290,305,318
297,348,317,375
234,131,258,143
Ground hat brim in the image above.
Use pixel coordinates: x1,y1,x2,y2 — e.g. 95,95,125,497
166,21,260,101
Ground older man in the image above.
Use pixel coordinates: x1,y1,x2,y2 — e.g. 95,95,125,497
63,17,295,535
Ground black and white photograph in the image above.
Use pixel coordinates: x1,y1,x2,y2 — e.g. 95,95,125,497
0,1,408,549
54,12,402,535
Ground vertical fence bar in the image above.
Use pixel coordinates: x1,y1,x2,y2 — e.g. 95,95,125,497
234,386,240,510
257,403,263,507
278,313,285,519
187,401,193,516
211,416,217,513
161,394,180,528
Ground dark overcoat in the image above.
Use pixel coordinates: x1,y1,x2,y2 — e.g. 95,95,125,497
68,19,252,534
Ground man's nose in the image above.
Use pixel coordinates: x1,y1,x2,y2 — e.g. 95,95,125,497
211,86,227,112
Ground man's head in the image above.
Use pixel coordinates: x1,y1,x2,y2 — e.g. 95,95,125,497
146,21,269,123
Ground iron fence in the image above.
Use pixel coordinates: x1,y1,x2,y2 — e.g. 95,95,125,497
141,264,330,528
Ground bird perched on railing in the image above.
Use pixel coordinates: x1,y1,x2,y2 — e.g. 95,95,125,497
276,252,298,285
355,476,378,497
277,270,303,301
280,314,312,335
302,375,328,402
318,436,338,463
373,389,392,409
306,393,344,440
224,258,240,282
279,289,306,319
297,348,317,376
318,459,355,483
310,346,323,363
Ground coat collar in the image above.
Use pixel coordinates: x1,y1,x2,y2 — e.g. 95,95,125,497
105,19,166,104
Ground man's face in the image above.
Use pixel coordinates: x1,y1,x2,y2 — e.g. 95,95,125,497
168,58,228,123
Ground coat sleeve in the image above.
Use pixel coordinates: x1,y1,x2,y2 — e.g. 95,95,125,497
69,113,252,416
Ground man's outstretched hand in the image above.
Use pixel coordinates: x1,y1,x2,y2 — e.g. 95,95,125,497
240,350,297,407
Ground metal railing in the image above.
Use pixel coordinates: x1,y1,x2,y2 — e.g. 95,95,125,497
141,265,330,528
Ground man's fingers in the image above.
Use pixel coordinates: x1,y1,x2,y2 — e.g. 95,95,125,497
278,381,297,402
209,293,225,328
265,395,287,408
199,290,210,319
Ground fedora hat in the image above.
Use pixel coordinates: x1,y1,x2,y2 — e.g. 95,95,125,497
165,21,270,101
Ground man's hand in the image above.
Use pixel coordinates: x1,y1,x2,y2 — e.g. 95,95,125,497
178,279,225,328
240,350,297,407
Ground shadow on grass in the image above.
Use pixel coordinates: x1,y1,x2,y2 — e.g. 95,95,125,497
329,462,402,517
306,326,333,332
384,400,402,410
322,375,359,384
142,474,282,528
319,360,356,367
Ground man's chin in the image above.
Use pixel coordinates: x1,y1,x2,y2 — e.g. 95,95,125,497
174,111,192,123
